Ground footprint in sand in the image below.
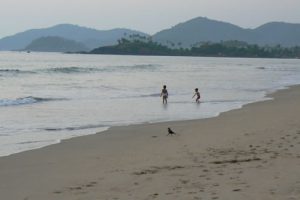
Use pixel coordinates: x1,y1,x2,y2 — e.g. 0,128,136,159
270,155,278,159
69,186,82,191
179,179,190,184
269,188,277,195
149,193,159,198
85,181,97,187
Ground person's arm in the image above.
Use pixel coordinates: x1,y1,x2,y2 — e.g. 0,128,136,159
192,93,196,98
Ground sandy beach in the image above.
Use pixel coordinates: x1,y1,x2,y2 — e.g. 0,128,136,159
1,85,300,200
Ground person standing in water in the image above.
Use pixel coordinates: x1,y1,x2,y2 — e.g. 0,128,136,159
192,88,201,103
160,85,168,104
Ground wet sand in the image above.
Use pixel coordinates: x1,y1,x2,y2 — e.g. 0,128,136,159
0,85,300,200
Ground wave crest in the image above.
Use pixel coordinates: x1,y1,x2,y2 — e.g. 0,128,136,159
0,69,36,75
44,124,109,131
0,96,66,107
1,64,160,76
44,64,160,74
44,67,98,73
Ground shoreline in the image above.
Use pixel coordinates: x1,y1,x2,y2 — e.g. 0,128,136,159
0,84,284,158
1,85,300,199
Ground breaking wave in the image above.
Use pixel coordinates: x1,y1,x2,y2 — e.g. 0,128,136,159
0,96,66,107
0,64,160,76
43,64,160,74
0,69,36,75
44,124,109,131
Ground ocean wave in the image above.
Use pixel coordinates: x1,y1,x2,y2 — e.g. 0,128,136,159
43,64,160,74
43,67,100,74
132,93,161,98
17,139,55,145
203,99,253,104
110,64,160,71
170,99,253,104
0,69,36,75
111,93,161,99
139,93,161,98
1,64,160,76
0,96,67,107
44,124,109,131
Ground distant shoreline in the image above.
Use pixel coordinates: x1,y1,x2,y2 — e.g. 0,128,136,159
84,39,300,59
84,51,300,59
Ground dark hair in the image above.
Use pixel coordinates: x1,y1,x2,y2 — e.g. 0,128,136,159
195,88,198,91
163,85,166,88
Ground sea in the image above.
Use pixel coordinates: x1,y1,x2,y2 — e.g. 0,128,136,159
1,51,300,157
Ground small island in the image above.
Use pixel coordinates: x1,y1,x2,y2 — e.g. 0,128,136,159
89,36,300,58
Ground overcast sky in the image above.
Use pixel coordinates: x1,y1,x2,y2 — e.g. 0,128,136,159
1,0,300,38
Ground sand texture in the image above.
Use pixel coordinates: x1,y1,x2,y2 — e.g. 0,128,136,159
0,85,300,200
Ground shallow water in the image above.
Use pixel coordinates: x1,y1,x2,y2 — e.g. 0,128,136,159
1,51,300,156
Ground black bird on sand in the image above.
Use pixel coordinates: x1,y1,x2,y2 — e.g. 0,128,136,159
167,127,176,135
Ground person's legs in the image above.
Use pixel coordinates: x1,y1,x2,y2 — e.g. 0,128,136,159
163,96,167,104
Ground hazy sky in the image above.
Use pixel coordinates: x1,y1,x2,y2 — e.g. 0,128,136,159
1,0,300,38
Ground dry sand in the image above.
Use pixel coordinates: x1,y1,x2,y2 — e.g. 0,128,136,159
1,85,300,200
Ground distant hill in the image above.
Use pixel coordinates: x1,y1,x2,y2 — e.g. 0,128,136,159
0,24,149,51
253,22,300,46
24,36,89,52
1,18,300,52
152,17,300,48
